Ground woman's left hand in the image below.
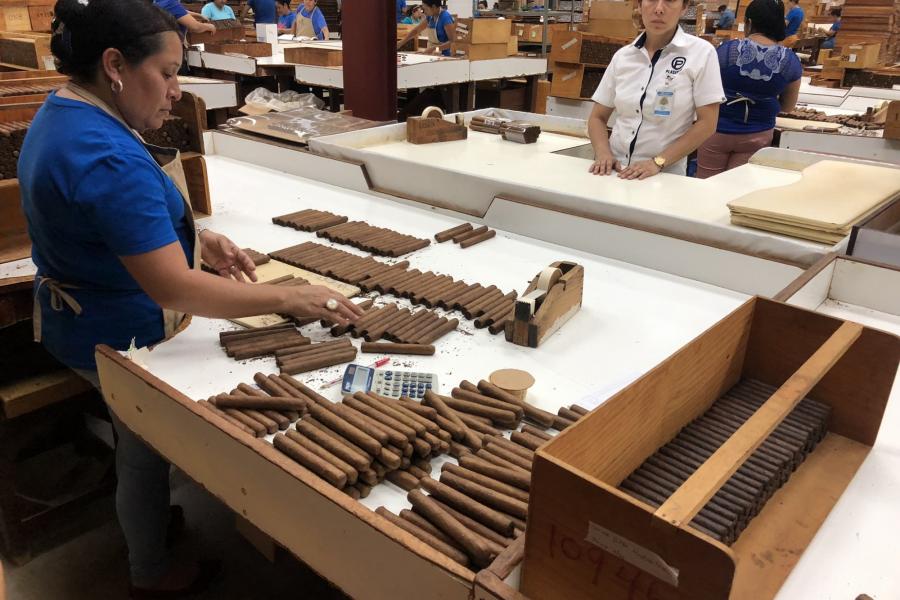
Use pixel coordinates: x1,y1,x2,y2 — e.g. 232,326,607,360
199,230,258,283
618,160,661,180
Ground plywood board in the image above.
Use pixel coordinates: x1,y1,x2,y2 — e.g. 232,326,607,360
228,258,359,328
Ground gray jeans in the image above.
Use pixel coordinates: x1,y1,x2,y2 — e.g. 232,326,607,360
75,369,171,587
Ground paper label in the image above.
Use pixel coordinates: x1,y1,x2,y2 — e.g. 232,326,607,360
848,53,857,62
562,70,578,82
256,23,277,43
737,23,745,31
42,55,57,70
585,522,680,587
561,37,578,50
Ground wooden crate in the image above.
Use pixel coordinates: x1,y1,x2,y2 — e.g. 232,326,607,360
187,24,245,46
836,42,881,68
550,62,605,99
521,296,900,600
514,23,568,43
549,30,624,65
884,100,900,140
283,45,343,67
0,178,28,264
455,17,512,44
0,5,30,31
0,31,51,69
26,3,51,32
450,41,510,61
204,41,273,57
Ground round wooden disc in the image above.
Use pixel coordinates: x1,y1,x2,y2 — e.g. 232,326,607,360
489,369,535,393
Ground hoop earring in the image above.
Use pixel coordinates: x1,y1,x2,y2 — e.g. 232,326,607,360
111,79,124,94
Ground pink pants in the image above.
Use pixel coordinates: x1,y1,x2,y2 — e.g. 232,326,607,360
695,129,775,179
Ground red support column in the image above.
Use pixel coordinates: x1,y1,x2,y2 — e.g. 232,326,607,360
342,0,397,121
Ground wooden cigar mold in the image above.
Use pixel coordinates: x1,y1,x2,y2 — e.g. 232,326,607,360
269,241,516,335
406,113,468,145
506,261,584,348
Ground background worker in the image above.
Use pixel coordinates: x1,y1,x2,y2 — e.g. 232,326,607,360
20,0,362,596
397,0,407,22
241,0,277,25
396,0,455,56
201,0,236,21
276,0,296,33
783,0,804,45
293,0,329,40
821,7,841,49
402,5,424,24
696,0,802,177
155,0,216,36
717,3,735,28
587,0,725,179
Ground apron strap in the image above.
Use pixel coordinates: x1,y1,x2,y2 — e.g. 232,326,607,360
33,276,84,342
725,96,756,124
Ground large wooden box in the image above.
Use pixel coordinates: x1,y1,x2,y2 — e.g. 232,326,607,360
455,17,512,44
451,41,510,61
550,62,604,99
0,31,52,70
521,297,900,600
204,41,273,57
284,45,343,67
549,30,623,65
26,3,51,32
836,42,881,69
0,4,30,31
187,24,245,46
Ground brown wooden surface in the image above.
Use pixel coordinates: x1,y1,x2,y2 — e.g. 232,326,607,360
284,46,343,67
0,179,29,264
507,262,583,348
171,91,206,154
772,252,838,302
204,42,274,58
180,152,212,216
0,369,93,419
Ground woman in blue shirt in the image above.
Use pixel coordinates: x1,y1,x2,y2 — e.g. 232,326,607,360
292,0,329,40
783,0,804,45
821,7,841,49
696,0,801,177
240,0,277,25
397,0,455,56
21,0,361,595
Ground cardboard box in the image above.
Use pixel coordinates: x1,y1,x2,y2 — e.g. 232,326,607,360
451,41,510,60
0,5,30,31
550,30,624,65
590,0,635,21
514,23,568,43
0,31,52,69
26,3,51,32
522,297,899,600
507,34,517,56
284,46,343,67
580,9,638,40
550,62,605,99
454,17,512,44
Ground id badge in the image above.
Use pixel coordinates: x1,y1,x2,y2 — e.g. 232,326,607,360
653,89,674,117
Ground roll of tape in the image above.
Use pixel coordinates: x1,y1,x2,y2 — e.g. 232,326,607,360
536,267,562,292
421,106,445,119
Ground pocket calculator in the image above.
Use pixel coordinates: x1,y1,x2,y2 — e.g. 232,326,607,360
341,363,438,400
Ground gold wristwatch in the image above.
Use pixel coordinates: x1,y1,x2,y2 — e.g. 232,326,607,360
653,156,666,169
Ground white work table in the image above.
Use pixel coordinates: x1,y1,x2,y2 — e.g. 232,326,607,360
177,75,239,110
310,113,844,268
93,135,900,600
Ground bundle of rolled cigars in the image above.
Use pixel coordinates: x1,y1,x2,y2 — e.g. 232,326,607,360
270,241,517,335
434,223,496,249
199,371,591,570
219,323,360,374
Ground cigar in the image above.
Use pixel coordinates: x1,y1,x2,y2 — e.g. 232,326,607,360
388,310,435,342
209,395,277,434
424,391,482,450
254,374,303,403
198,400,257,437
215,395,307,412
435,414,466,442
441,396,518,428
435,223,473,243
399,272,437,298
438,283,481,310
305,402,383,456
420,279,463,307
451,388,525,421
386,469,421,491
420,477,517,537
343,485,361,500
409,488,501,567
347,394,417,442
475,295,517,329
558,407,582,422
414,318,459,345
442,463,529,503
297,419,372,471
273,433,347,488
462,454,530,490
485,435,534,461
450,441,472,459
219,322,294,344
457,412,503,437
410,276,454,304
276,338,353,361
364,309,414,342
352,305,401,336
440,471,529,519
427,497,513,550
570,405,590,416
399,509,461,549
229,389,293,428
453,225,488,244
332,403,395,448
396,397,439,420
460,229,496,249
483,441,532,472
279,347,358,375
387,239,430,257
475,380,556,428
449,284,492,311
511,431,546,451
376,507,471,567
355,393,427,437
462,289,505,319
407,464,431,480
521,424,553,441
285,429,359,486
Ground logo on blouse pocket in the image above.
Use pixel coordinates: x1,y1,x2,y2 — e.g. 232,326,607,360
668,56,686,73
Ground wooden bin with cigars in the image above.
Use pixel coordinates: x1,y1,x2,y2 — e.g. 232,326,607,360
519,297,899,600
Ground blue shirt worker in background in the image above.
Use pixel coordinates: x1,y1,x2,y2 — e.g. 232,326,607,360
397,0,406,22
401,5,424,24
783,0,804,45
397,0,455,56
293,0,328,39
201,0,235,21
19,0,363,596
717,3,735,28
277,0,296,32
155,0,216,36
821,7,841,49
696,0,801,177
241,0,276,25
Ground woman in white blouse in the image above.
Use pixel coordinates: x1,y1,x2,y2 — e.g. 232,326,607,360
587,0,726,179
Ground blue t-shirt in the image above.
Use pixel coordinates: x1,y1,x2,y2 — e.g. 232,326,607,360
279,11,296,29
396,0,406,22
201,2,235,20
297,6,327,39
716,39,802,134
154,0,188,35
427,10,454,56
785,6,804,36
718,8,735,29
18,94,194,370
248,0,277,24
